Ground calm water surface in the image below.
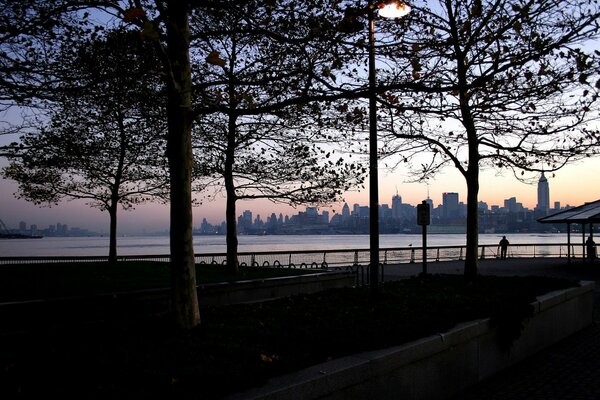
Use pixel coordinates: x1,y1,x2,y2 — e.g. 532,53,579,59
0,233,570,257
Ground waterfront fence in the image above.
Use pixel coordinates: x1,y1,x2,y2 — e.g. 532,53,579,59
0,243,583,268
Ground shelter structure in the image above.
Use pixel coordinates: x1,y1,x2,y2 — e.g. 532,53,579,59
538,199,600,263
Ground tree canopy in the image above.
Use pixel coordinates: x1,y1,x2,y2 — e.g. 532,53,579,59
375,0,600,276
2,30,168,262
4,0,599,325
187,2,366,269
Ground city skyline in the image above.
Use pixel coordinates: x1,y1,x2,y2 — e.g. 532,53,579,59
3,162,599,235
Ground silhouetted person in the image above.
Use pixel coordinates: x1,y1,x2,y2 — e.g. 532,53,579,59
586,236,596,261
499,236,509,259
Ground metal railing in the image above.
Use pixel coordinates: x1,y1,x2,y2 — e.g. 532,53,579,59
0,243,594,312
0,243,588,268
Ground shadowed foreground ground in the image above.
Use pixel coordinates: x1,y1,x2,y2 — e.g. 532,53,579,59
0,257,598,399
386,257,600,400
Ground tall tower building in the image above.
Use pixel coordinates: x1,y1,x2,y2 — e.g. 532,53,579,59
442,192,459,219
341,203,350,219
391,193,402,219
537,172,550,215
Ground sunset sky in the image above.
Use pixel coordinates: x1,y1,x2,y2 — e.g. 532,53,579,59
1,153,598,235
1,6,598,235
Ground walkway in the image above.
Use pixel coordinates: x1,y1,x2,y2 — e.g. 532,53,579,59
386,257,600,400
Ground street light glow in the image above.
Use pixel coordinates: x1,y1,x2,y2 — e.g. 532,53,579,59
366,0,410,294
378,1,411,19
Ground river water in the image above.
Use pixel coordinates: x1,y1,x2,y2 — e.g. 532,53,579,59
0,233,574,257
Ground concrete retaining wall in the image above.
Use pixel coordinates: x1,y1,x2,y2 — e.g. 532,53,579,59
229,281,595,400
0,271,355,334
198,271,356,306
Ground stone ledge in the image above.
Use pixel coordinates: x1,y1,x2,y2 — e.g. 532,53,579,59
0,271,356,334
198,271,356,306
228,281,595,400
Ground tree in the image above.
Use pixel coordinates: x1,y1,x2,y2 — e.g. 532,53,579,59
194,113,365,271
0,0,104,148
0,0,372,329
189,3,365,271
375,0,600,278
0,0,204,328
3,30,168,262
0,0,86,107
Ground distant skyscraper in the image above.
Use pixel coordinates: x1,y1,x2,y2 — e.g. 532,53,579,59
478,201,489,212
425,198,434,210
306,206,318,216
391,193,402,219
537,172,550,215
504,197,517,213
342,203,350,219
442,192,459,219
242,210,252,224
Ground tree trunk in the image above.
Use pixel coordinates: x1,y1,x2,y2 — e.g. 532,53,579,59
460,97,480,278
165,2,200,329
450,10,480,280
225,172,238,272
464,165,479,279
225,46,239,273
108,202,118,263
224,114,238,272
109,110,126,264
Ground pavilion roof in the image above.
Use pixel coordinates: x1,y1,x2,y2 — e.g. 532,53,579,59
537,199,600,224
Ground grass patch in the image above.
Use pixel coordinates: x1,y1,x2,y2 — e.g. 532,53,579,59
0,261,314,302
0,274,579,399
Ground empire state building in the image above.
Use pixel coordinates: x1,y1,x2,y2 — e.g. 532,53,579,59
537,172,550,215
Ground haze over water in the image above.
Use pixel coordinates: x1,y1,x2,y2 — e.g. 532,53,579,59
0,233,571,257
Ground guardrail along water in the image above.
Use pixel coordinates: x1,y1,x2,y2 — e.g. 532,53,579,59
0,243,583,267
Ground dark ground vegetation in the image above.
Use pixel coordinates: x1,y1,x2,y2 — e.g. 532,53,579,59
0,267,579,399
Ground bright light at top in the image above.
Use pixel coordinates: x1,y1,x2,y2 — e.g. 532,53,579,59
378,1,411,19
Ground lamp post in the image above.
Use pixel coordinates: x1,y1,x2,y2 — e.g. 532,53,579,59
367,0,410,293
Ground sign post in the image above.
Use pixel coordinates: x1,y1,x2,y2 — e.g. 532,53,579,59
416,200,430,275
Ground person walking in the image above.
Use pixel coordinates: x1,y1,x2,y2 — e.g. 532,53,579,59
586,236,596,262
499,236,509,259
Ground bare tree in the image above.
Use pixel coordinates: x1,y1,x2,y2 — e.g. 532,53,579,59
2,30,168,262
2,0,209,328
1,0,363,329
373,0,600,278
189,4,366,271
194,112,365,271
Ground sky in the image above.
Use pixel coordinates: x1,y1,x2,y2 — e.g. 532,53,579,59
1,153,598,235
1,6,599,235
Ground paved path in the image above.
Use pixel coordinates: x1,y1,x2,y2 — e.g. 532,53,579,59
385,257,600,400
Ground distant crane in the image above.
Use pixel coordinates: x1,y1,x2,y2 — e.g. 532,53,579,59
0,219,10,235
0,219,43,239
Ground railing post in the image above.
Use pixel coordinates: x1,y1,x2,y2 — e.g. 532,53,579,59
0,241,579,270
362,264,367,286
